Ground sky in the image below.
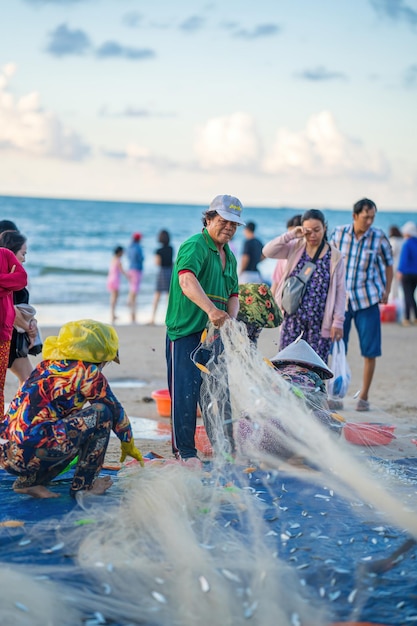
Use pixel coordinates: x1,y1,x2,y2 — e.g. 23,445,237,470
0,0,417,210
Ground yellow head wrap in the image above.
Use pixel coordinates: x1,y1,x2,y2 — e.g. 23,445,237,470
42,319,120,364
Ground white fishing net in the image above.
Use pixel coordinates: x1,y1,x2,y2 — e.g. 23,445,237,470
1,319,416,625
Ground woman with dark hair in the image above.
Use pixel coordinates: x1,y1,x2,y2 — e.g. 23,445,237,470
149,229,174,324
0,220,18,232
0,230,41,385
262,209,346,363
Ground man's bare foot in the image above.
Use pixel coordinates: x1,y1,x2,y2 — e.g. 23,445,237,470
14,485,61,499
86,476,113,495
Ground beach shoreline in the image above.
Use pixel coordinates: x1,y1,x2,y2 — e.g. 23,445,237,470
4,319,417,463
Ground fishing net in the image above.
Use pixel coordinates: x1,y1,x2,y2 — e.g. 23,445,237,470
197,322,417,517
2,319,417,625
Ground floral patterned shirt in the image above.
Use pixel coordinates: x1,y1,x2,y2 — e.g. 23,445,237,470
0,360,132,447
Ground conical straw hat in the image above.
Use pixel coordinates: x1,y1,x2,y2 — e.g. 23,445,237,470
270,338,334,379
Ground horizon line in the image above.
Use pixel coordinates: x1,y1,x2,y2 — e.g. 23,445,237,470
0,192,416,214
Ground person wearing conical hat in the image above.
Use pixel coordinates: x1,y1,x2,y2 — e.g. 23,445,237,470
0,319,144,499
270,338,343,436
237,337,342,461
270,337,333,379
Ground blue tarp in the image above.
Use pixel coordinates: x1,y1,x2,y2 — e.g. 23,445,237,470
1,458,417,625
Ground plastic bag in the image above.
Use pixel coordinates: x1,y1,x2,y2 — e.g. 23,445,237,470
327,340,351,399
43,319,119,364
14,331,30,359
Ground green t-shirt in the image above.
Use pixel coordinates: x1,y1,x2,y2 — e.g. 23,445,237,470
165,229,238,340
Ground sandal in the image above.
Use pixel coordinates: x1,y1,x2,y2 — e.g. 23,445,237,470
355,398,370,412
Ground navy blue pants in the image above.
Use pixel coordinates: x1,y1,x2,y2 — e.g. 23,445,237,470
343,302,381,358
166,331,234,460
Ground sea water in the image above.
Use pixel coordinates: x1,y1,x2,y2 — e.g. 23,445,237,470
1,194,416,326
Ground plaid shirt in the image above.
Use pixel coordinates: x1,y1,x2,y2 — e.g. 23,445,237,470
330,224,393,312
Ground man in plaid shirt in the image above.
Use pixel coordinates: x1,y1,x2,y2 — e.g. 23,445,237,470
330,198,393,412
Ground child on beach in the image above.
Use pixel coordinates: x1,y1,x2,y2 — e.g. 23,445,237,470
127,233,144,323
107,245,128,324
0,319,144,498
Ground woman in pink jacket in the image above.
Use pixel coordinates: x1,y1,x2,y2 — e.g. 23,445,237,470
263,209,345,363
0,248,27,416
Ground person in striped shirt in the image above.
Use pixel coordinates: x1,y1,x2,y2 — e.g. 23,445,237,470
330,198,393,412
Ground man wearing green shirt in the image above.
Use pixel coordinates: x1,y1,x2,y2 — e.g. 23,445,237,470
165,195,245,464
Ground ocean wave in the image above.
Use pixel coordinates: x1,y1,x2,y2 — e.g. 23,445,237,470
36,266,108,276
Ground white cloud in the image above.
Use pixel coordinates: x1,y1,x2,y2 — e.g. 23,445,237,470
102,143,180,174
263,111,390,179
194,110,390,181
0,63,90,161
194,112,261,169
0,62,16,89
125,143,151,160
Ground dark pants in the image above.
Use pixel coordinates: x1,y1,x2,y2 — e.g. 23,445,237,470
0,403,112,497
401,274,417,321
166,331,234,460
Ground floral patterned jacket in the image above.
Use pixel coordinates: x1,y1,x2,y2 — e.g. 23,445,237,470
0,359,133,447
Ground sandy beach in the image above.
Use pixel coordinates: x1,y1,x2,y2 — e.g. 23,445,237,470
4,319,417,464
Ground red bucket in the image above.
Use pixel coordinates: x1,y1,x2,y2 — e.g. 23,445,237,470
195,424,213,456
379,303,396,323
344,422,396,446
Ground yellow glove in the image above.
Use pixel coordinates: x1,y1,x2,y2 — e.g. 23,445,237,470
120,439,145,467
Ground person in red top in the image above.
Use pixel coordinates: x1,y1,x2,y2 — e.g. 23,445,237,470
0,247,27,416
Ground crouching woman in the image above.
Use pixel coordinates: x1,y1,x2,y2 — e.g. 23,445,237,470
0,319,144,499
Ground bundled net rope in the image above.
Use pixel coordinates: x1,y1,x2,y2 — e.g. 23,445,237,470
2,320,417,625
